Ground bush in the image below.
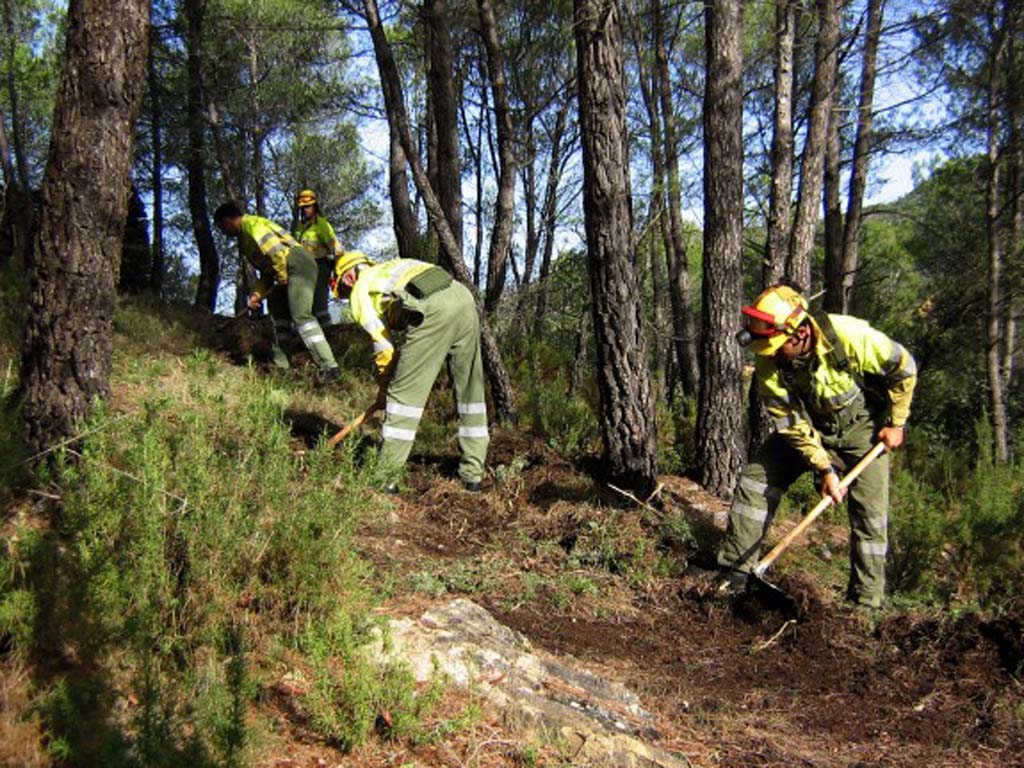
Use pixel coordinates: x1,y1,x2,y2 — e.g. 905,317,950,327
1,357,417,763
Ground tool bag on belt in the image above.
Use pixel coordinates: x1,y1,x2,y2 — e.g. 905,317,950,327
405,266,453,299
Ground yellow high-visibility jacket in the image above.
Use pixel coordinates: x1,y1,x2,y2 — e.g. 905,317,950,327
756,314,917,471
349,259,438,376
294,214,343,261
239,215,299,295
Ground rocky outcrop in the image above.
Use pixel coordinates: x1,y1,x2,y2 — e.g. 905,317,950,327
377,599,687,768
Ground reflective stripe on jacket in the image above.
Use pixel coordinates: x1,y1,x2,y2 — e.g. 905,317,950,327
350,259,438,376
756,313,917,471
294,215,342,261
239,215,299,295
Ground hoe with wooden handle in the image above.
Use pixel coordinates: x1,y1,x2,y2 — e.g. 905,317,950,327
751,441,887,594
327,401,383,448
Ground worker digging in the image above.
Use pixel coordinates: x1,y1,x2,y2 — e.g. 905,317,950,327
332,251,489,494
717,283,917,610
214,201,342,383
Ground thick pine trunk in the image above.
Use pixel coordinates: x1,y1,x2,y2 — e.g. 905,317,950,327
185,0,219,311
788,0,840,290
19,0,150,455
575,0,657,495
479,0,518,312
363,0,517,423
840,0,884,313
698,0,745,497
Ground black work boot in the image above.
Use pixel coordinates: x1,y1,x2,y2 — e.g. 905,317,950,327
714,570,750,597
461,479,482,493
318,367,342,385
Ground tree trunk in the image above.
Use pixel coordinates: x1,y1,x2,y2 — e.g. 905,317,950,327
574,0,657,495
185,0,219,312
531,95,571,336
389,124,419,260
148,28,164,294
765,0,795,285
698,0,745,497
119,185,151,293
1,1,33,270
822,83,843,311
985,20,1009,463
363,0,517,423
788,0,840,290
1003,0,1021,392
521,119,538,287
628,11,668,398
654,0,699,398
3,0,30,189
19,0,149,455
840,0,883,312
424,0,462,258
479,0,517,312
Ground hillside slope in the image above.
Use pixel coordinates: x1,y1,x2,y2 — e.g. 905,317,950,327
2,300,1022,767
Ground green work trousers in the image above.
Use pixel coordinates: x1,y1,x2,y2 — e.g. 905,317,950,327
313,257,332,329
717,396,889,607
266,247,338,373
378,280,489,483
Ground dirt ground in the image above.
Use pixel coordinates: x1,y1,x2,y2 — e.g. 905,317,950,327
351,428,1024,768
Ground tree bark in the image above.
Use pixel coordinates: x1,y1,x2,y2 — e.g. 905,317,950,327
698,0,745,497
19,0,150,455
654,0,699,398
985,18,1009,463
822,81,843,311
148,28,164,294
185,0,219,312
479,0,517,312
840,0,884,312
575,0,657,495
788,0,840,290
531,95,571,336
1003,0,1021,392
765,0,795,286
363,0,517,423
389,123,419,260
424,0,462,259
3,0,30,190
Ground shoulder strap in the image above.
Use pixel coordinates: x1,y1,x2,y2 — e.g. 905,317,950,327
811,309,849,372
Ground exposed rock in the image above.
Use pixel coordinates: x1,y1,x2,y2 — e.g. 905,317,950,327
377,599,687,768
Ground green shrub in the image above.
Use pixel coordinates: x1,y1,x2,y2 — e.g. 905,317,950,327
2,359,414,762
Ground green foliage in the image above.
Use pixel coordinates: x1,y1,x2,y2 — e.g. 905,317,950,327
887,417,1024,609
0,347,426,762
301,616,440,750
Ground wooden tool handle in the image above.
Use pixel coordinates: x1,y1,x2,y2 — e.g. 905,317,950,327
327,402,381,448
753,442,886,577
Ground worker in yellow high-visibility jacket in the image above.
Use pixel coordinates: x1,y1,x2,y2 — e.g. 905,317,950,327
333,251,488,492
214,201,340,382
293,189,341,332
717,284,917,608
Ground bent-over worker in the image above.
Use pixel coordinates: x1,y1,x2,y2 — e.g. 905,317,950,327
717,284,917,609
214,201,340,382
333,252,488,492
